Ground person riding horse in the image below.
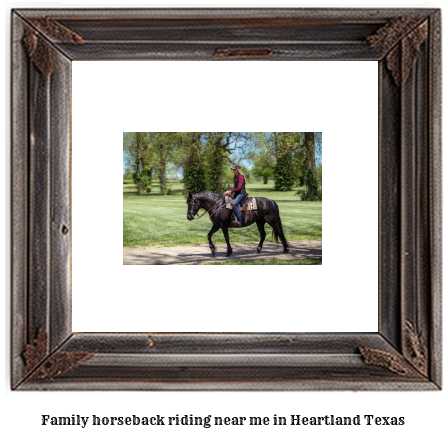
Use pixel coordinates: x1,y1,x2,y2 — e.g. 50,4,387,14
224,164,247,227
187,185,289,257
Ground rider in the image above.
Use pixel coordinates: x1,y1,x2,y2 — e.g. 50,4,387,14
224,164,247,227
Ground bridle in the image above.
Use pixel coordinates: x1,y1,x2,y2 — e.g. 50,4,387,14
188,196,225,220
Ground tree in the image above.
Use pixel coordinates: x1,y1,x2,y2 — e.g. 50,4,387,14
263,132,304,191
252,153,275,184
123,132,153,194
123,167,133,181
205,132,254,194
182,132,207,195
148,132,181,195
304,132,316,195
274,154,295,191
301,132,323,200
259,131,322,195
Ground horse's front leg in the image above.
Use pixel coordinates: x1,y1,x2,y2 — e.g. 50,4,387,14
221,226,233,257
208,224,220,256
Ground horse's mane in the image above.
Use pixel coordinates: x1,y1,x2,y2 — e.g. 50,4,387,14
194,191,224,201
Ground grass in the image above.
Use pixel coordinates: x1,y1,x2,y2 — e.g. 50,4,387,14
201,257,322,265
123,181,322,248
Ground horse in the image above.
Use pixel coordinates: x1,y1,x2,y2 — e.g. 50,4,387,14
186,191,289,257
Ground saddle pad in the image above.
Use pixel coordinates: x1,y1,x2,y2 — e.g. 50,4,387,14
225,195,232,208
225,196,257,211
240,198,257,211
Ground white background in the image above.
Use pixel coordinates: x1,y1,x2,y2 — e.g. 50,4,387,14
72,60,378,332
2,1,445,438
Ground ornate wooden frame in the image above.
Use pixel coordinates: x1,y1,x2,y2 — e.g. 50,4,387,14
11,8,441,390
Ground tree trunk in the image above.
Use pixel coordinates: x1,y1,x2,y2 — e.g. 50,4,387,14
137,154,143,175
214,133,225,193
159,167,166,195
159,140,167,195
263,175,268,184
304,132,316,197
216,155,223,193
136,132,143,174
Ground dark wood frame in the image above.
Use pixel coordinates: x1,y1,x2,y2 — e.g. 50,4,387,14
11,8,441,390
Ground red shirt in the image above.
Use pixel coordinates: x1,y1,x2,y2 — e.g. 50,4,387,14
230,175,244,194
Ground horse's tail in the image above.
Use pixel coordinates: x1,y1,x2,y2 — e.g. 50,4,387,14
271,200,288,247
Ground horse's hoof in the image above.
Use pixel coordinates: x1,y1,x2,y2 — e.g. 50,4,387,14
284,248,290,253
225,252,232,257
211,248,216,256
256,247,262,254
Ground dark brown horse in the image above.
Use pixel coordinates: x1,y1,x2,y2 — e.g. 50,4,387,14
187,191,289,257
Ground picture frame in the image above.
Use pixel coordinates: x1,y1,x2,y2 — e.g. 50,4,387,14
11,8,441,390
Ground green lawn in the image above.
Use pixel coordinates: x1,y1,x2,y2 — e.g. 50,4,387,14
123,182,322,248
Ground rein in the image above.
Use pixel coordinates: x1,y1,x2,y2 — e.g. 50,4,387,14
189,196,224,220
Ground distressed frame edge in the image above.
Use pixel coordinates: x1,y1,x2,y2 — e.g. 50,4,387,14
428,9,442,388
10,7,442,390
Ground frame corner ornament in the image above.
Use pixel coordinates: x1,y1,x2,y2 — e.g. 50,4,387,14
404,320,428,377
23,327,49,373
27,352,94,381
22,17,84,76
22,328,93,382
359,346,424,380
367,17,429,86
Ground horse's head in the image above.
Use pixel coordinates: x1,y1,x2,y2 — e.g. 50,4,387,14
186,192,200,221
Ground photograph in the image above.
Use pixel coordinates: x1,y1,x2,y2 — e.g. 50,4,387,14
123,132,322,265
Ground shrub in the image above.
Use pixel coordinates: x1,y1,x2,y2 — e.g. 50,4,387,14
295,187,306,200
133,166,152,194
274,155,294,191
301,168,322,201
183,164,207,197
296,185,322,201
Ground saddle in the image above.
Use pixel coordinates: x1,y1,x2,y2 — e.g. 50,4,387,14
225,194,257,224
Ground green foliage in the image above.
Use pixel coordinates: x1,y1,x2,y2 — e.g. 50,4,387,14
132,166,152,194
123,168,133,181
252,154,275,184
241,165,251,183
299,168,322,201
295,187,307,200
123,180,133,184
183,164,207,196
123,132,321,198
205,150,220,193
274,154,294,191
315,164,322,186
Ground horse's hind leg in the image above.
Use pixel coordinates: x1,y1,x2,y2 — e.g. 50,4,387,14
265,217,289,253
256,220,266,254
221,226,233,257
275,223,289,253
207,224,220,256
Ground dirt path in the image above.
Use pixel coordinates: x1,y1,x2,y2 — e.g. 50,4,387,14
123,240,322,265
